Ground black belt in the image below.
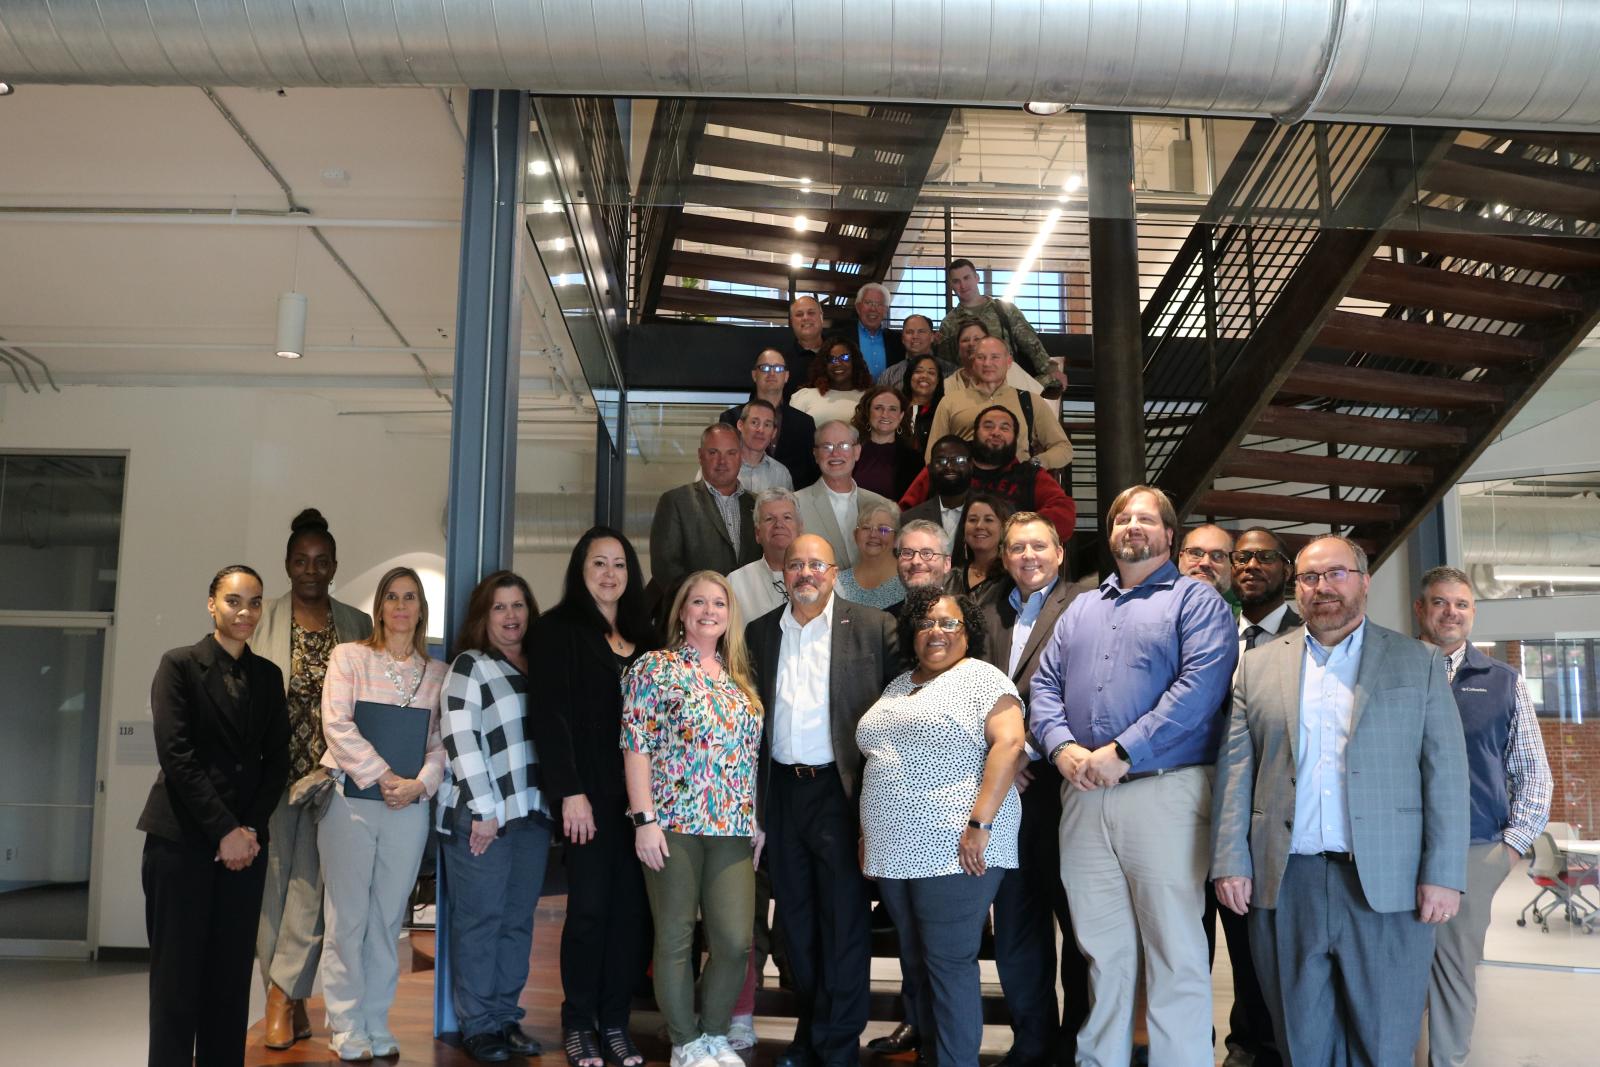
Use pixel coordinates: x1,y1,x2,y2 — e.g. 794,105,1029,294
776,761,835,779
1318,850,1355,864
1119,764,1198,784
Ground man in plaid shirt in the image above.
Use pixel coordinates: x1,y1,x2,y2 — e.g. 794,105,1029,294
1413,565,1552,1067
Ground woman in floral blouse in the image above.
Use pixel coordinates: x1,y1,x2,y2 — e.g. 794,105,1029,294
621,570,763,1067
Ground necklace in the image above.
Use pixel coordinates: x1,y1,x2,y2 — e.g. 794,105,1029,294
607,632,628,653
382,650,423,707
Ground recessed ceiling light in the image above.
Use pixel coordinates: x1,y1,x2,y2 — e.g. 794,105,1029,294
1024,101,1068,116
0,82,14,97
789,252,803,268
542,199,559,214
529,160,549,176
792,216,808,231
1063,174,1082,193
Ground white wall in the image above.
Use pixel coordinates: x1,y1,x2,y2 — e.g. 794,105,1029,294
0,384,447,948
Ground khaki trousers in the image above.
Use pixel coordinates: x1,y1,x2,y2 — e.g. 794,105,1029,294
256,789,325,999
1058,766,1213,1067
1422,841,1516,1066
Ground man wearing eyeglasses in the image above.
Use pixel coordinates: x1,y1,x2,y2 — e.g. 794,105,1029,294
1178,524,1235,597
721,348,820,489
980,512,1089,1067
1213,535,1468,1067
1028,485,1238,1067
899,436,973,544
746,534,899,1067
794,421,894,568
1234,528,1300,648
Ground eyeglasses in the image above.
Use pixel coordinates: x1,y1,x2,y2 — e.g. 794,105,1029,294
1231,548,1287,565
1294,567,1364,589
816,441,855,454
828,353,853,366
1180,547,1231,565
755,363,787,375
895,548,949,562
857,524,896,537
914,617,966,633
783,559,836,575
930,454,970,468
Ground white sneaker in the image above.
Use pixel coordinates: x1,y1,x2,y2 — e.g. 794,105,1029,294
368,1030,399,1057
330,1030,374,1061
670,1035,720,1067
726,1014,758,1051
704,1033,747,1066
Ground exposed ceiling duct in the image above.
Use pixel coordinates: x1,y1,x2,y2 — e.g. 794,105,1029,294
1459,495,1600,568
509,492,655,554
5,1,1600,131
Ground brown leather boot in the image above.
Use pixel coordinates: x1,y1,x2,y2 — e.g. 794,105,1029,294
291,998,313,1041
264,984,295,1050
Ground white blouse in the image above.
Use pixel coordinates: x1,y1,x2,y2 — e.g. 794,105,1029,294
856,657,1022,879
790,387,864,427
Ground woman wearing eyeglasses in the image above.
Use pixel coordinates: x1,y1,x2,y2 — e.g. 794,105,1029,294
792,336,871,425
835,501,906,611
856,586,1028,1067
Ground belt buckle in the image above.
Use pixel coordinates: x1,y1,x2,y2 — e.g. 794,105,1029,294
793,764,816,779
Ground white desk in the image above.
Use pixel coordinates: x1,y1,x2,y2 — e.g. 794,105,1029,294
1562,839,1600,860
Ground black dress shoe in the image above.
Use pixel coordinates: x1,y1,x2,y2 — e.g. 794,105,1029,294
775,1047,819,1067
464,1032,512,1063
866,1024,920,1054
502,1022,541,1056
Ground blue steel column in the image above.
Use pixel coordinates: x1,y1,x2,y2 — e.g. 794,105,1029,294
437,88,528,1040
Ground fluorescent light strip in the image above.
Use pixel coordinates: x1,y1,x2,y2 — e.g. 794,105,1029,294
1000,208,1062,303
1494,566,1600,584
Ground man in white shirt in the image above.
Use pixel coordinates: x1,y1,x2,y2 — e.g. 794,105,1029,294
745,535,899,1067
794,421,893,568
729,488,801,623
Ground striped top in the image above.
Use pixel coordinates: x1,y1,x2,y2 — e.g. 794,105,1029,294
320,642,448,796
436,649,549,833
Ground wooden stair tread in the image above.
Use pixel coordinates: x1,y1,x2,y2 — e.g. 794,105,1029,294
1383,228,1600,275
1195,489,1404,526
1349,259,1582,322
696,133,904,187
1254,405,1470,449
1220,447,1434,490
1427,145,1600,220
656,284,794,318
1279,360,1503,409
681,176,889,226
1317,310,1543,367
707,100,924,149
675,214,880,262
665,250,863,294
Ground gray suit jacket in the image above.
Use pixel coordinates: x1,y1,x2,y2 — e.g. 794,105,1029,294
1212,620,1469,913
648,481,759,596
794,480,894,568
746,596,900,822
252,593,373,690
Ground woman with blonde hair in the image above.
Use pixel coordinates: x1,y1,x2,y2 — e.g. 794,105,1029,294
621,571,763,1067
318,566,448,1061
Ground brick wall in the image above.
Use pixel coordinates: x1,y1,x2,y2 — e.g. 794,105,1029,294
1500,642,1593,835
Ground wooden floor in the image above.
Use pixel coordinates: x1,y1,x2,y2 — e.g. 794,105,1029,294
243,895,871,1067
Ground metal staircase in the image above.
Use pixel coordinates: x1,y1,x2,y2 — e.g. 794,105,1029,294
634,101,952,321
1145,122,1600,567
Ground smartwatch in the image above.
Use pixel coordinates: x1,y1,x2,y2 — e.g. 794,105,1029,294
967,818,994,832
629,810,658,828
1112,740,1131,764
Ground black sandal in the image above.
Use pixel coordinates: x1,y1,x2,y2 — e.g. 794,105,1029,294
564,1029,603,1067
601,1027,645,1067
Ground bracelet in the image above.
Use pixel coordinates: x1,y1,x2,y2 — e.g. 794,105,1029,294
967,818,993,832
1048,741,1072,764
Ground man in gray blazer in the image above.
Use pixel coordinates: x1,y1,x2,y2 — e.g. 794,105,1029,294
1212,534,1469,1067
746,533,899,1067
794,420,894,568
648,423,760,597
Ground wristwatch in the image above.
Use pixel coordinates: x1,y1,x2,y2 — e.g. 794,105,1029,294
967,818,994,832
1112,740,1131,764
629,810,658,828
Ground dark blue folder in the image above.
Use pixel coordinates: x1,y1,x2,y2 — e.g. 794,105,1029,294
342,700,430,800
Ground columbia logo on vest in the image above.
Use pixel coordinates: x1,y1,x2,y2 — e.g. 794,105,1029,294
1459,686,1489,693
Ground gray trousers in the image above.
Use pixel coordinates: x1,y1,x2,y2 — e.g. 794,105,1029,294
256,789,325,999
1252,854,1435,1067
317,790,429,1039
1058,766,1214,1067
1423,842,1515,1067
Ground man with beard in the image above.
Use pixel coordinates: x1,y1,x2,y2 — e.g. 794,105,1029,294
746,534,898,1067
981,512,1089,1067
794,421,894,568
899,436,973,543
926,337,1073,470
1234,527,1301,644
1178,524,1235,598
721,348,820,488
878,519,954,621
1213,535,1468,1067
1414,566,1549,1067
1029,485,1237,1067
898,409,1076,541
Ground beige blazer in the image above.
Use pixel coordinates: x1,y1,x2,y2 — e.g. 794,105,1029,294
252,592,374,692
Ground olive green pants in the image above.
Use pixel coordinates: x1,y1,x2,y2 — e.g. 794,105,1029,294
641,831,755,1046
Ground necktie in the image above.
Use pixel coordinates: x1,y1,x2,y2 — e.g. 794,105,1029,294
1445,656,1455,684
1242,624,1264,648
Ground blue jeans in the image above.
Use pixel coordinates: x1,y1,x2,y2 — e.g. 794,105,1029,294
878,868,1005,1067
442,811,552,1039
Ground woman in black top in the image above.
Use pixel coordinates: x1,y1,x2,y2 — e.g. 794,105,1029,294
530,527,661,1067
951,493,1015,600
138,565,289,1067
901,353,947,456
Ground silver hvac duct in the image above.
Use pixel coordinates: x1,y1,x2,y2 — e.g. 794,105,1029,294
1459,494,1600,569
5,1,1600,131
512,492,656,553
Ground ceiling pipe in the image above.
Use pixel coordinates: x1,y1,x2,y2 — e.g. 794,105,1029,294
3,1,1599,130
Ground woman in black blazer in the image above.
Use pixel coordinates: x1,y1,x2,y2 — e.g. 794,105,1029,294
529,527,660,1067
138,564,290,1067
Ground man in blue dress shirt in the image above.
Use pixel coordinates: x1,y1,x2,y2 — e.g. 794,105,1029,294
850,282,904,380
1029,485,1238,1067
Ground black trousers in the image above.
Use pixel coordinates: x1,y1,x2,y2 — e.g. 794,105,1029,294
1206,882,1281,1065
992,763,1090,1066
766,767,872,1067
142,833,268,1067
560,810,653,1031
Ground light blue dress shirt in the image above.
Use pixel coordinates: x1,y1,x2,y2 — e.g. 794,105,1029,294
1291,621,1366,855
1007,578,1059,677
857,323,887,378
